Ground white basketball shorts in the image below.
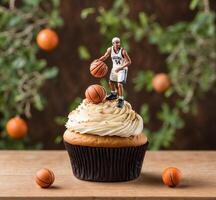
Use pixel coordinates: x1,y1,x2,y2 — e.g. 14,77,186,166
109,67,128,84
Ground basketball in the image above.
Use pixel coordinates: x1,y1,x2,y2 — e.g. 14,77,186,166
162,167,182,187
6,116,28,139
152,73,171,93
85,84,106,104
90,60,108,78
36,29,59,51
35,168,55,188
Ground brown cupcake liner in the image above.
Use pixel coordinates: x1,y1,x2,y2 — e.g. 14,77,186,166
64,141,148,182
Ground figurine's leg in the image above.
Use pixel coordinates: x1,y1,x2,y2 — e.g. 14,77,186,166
117,83,123,98
116,69,127,108
109,80,116,92
106,68,118,100
115,81,118,90
106,81,118,100
116,83,124,108
117,68,127,99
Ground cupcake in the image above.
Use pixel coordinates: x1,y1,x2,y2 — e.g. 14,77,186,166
63,98,148,182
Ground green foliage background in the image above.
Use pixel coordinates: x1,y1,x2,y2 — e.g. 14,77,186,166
0,0,63,149
79,0,216,149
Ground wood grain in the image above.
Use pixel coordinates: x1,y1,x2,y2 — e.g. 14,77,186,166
0,151,215,199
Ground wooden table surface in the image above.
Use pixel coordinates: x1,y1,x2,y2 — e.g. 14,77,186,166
0,150,215,200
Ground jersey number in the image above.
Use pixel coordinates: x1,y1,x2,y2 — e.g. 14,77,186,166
115,60,121,65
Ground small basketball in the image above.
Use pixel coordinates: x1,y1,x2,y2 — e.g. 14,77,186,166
36,29,59,51
162,167,182,187
152,73,171,93
35,168,55,188
85,84,106,104
90,60,108,78
6,116,28,139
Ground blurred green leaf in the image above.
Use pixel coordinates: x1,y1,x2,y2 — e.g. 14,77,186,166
55,135,62,144
157,104,184,129
133,70,154,92
134,28,144,41
139,12,148,29
81,8,95,19
22,0,41,7
43,67,59,79
190,0,199,10
140,104,150,123
12,57,26,69
51,0,60,7
69,97,82,111
78,45,91,60
8,16,22,27
33,95,44,111
49,10,64,27
54,116,67,125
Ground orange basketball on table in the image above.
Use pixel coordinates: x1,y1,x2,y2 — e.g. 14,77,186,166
90,60,108,78
6,116,28,139
162,167,182,187
152,73,171,93
35,168,55,188
36,29,58,51
85,84,106,104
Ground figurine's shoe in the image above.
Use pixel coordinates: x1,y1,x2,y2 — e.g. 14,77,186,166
106,93,118,100
117,98,124,108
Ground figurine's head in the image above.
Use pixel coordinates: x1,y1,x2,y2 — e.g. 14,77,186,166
112,37,121,49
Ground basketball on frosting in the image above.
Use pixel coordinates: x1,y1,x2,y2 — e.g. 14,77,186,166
85,84,106,104
90,60,108,78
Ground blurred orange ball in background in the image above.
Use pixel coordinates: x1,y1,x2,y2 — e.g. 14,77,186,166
162,167,182,187
36,29,59,51
152,73,171,93
6,116,28,139
35,168,55,188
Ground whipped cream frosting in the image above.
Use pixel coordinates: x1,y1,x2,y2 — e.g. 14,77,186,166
65,99,143,137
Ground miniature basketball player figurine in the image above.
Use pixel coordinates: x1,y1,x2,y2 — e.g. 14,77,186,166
97,37,131,108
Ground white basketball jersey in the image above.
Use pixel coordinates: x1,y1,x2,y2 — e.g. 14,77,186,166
111,46,125,68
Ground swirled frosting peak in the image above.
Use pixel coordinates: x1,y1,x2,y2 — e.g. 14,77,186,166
65,99,143,137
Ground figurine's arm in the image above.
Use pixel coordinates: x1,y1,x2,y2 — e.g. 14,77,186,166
98,47,111,62
118,49,131,70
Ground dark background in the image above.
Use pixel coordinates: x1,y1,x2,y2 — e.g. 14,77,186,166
29,0,216,150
